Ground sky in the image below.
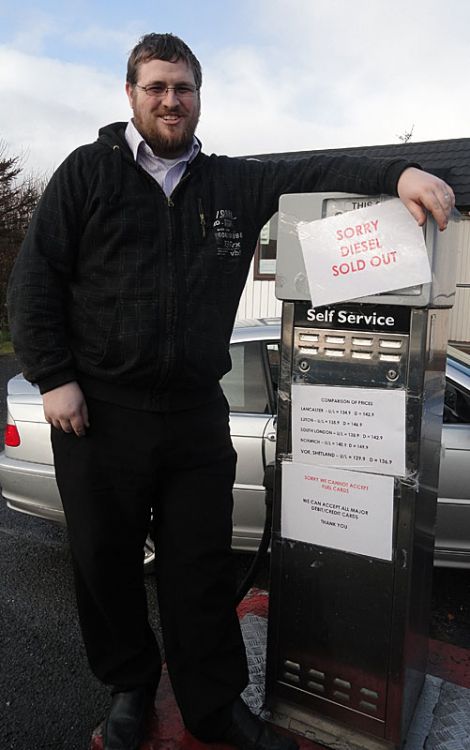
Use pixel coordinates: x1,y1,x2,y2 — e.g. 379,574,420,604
1,0,469,179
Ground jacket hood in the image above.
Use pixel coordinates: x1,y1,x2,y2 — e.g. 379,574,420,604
95,123,130,205
97,122,130,150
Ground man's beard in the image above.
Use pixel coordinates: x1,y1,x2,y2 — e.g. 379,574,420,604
133,107,200,158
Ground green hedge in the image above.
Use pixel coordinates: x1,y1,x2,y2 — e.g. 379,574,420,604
0,327,13,355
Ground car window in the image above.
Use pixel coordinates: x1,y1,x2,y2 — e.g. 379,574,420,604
221,341,270,413
443,380,470,424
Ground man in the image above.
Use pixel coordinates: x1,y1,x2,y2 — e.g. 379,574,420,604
8,33,454,750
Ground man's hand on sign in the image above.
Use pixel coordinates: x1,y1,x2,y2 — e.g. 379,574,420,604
397,166,455,231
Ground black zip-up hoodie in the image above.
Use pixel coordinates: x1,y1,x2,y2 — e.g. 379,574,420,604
8,122,415,411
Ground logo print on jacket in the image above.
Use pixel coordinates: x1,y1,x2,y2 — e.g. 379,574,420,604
213,209,242,259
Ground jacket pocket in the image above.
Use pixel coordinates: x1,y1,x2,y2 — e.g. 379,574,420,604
70,293,160,375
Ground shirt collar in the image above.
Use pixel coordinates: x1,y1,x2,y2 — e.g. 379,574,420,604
125,119,200,165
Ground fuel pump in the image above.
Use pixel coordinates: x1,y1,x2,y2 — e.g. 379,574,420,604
265,193,458,750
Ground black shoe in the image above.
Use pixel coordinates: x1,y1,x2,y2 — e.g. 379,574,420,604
102,686,156,750
222,698,299,750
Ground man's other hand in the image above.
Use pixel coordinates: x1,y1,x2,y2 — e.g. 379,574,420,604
43,382,89,437
397,167,455,231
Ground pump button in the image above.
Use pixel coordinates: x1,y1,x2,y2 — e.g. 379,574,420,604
325,349,345,357
299,334,319,343
352,351,372,360
334,678,351,690
333,691,350,703
379,353,401,362
360,688,379,699
299,347,319,355
284,660,300,672
307,681,325,694
325,335,345,344
308,669,325,680
352,337,373,346
359,701,378,713
380,339,402,349
283,672,301,685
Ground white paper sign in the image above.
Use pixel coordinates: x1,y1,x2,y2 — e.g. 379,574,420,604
298,198,431,307
281,462,394,560
292,384,406,476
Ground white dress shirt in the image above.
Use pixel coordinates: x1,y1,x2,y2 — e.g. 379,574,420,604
125,119,200,197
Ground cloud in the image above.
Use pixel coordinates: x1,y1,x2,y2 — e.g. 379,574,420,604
5,8,61,56
65,27,135,52
199,0,470,154
1,2,469,178
0,46,129,176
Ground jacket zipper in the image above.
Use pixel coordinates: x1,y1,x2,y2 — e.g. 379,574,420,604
168,180,205,239
198,197,206,238
104,144,205,398
157,171,194,390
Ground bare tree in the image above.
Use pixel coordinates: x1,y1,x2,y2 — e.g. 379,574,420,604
0,142,43,332
397,125,415,144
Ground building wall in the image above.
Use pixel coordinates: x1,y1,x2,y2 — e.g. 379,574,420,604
236,273,282,320
237,215,470,344
449,215,470,343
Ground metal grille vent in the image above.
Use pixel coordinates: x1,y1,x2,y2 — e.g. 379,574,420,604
281,658,381,716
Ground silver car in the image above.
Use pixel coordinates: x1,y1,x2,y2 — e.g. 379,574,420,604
1,320,470,567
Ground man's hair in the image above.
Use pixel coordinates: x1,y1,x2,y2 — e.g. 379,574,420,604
127,33,202,89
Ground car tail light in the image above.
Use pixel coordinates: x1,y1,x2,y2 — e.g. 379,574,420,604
5,422,21,447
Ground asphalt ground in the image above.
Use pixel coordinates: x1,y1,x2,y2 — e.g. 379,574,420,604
0,354,469,749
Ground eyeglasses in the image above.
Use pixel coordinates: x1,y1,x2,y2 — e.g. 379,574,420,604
135,83,199,100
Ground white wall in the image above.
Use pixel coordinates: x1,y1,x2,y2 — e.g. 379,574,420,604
236,272,282,320
449,216,470,343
